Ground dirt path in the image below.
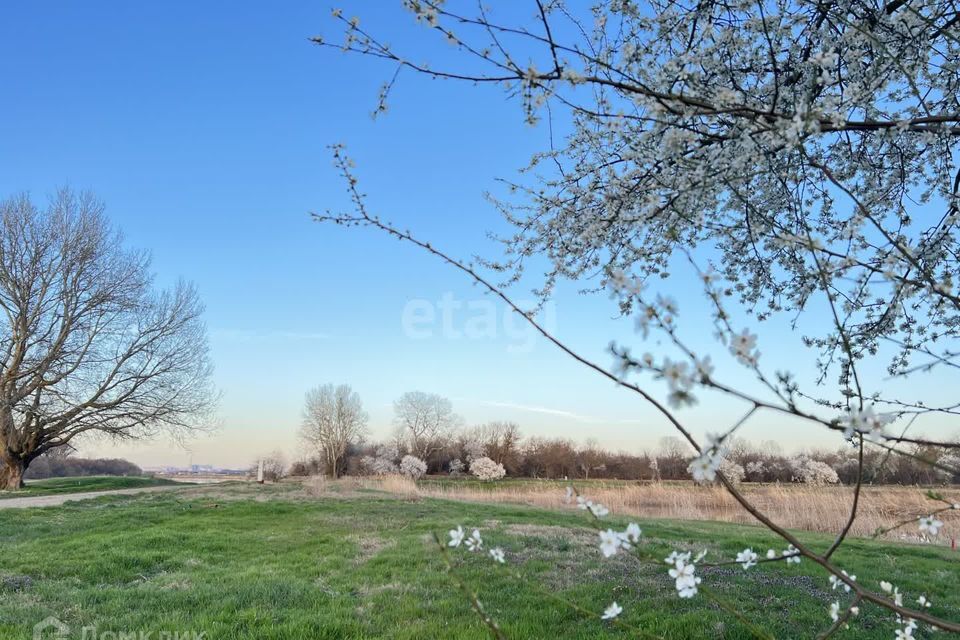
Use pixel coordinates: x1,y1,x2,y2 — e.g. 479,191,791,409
0,485,186,509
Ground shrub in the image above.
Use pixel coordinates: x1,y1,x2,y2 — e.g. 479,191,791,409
399,455,427,478
790,456,839,485
448,458,466,475
744,461,765,482
376,443,399,461
470,456,506,481
718,459,745,484
361,455,398,476
288,458,322,477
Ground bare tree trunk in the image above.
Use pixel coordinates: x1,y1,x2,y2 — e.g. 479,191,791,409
327,453,339,479
0,457,26,490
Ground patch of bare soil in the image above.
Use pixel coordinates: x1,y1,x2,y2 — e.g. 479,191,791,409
356,582,419,597
350,535,395,565
0,485,184,509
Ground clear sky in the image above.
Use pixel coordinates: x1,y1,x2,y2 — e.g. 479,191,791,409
1,2,950,468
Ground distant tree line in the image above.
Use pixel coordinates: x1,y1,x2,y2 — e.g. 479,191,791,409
24,448,143,480
289,387,960,486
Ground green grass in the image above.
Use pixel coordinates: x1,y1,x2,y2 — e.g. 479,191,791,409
0,475,177,499
0,483,956,639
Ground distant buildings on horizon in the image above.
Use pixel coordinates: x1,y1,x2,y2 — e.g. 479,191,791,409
143,464,247,476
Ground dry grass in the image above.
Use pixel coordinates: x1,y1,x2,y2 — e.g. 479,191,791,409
370,479,958,544
359,474,420,498
304,475,328,497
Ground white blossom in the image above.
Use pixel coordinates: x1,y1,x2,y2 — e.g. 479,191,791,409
828,570,855,592
730,329,759,365
577,496,611,518
489,547,506,564
783,545,801,564
591,503,610,518
694,355,714,380
895,620,918,639
601,601,623,620
661,358,692,391
448,525,465,548
688,451,721,483
560,67,584,84
669,561,702,598
735,548,758,569
599,529,625,558
667,551,702,598
892,586,904,607
465,528,483,552
919,515,943,536
841,406,892,441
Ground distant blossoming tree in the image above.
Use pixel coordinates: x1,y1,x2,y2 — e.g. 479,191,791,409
399,454,427,479
376,443,399,462
791,456,841,485
462,438,486,463
718,459,746,485
362,455,398,476
470,456,507,481
745,461,766,483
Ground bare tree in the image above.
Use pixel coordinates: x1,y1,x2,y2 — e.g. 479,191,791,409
0,189,215,490
473,421,522,469
300,383,368,478
393,391,459,461
577,438,606,480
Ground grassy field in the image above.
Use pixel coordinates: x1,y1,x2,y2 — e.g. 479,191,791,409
0,481,957,639
0,475,177,499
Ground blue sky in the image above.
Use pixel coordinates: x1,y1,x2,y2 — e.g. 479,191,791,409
1,2,944,467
